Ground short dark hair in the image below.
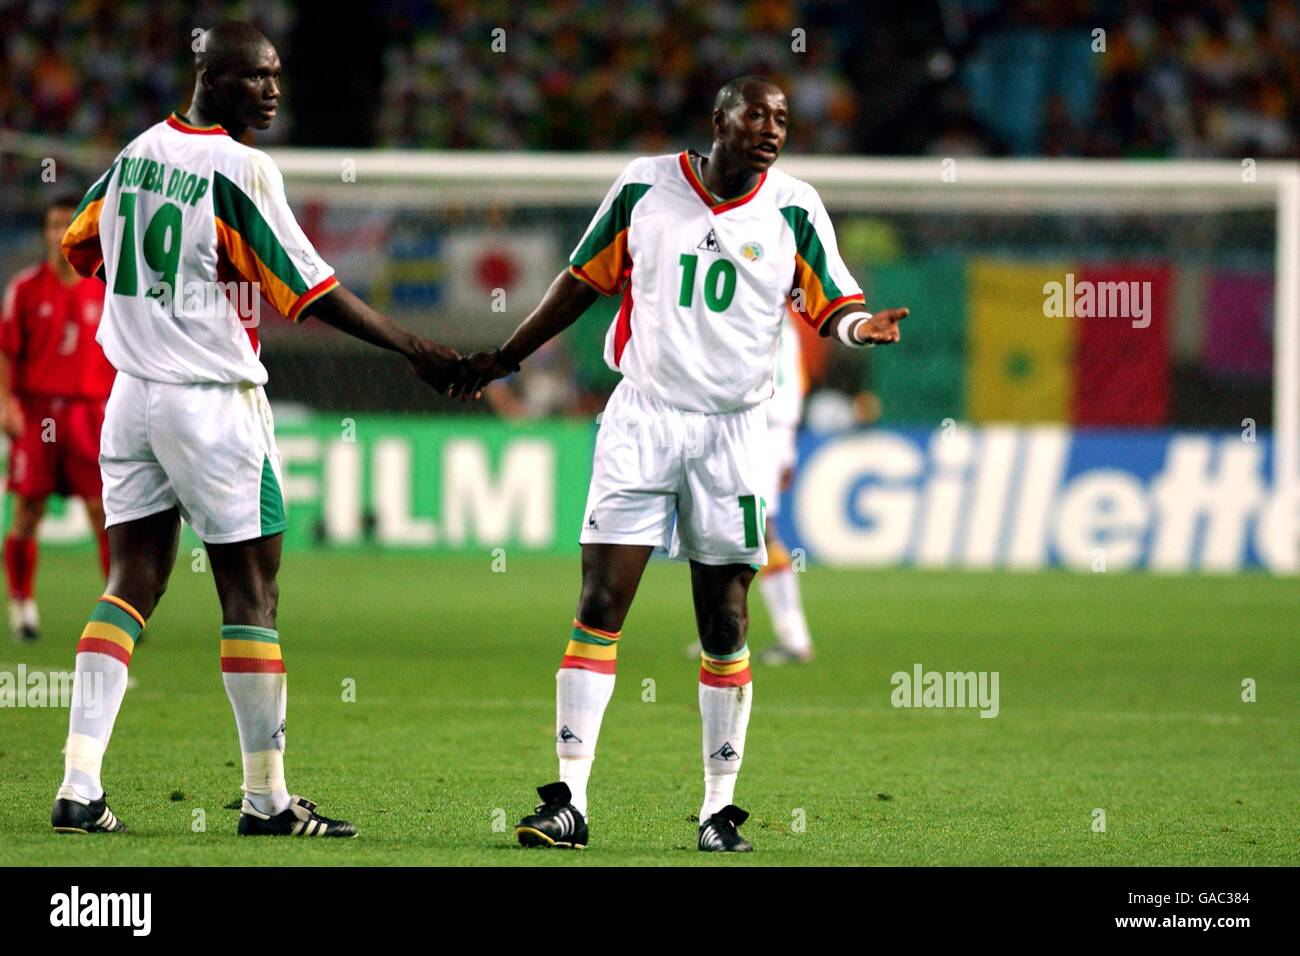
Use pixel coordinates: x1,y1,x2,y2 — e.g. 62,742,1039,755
713,75,784,114
44,192,82,222
195,21,275,78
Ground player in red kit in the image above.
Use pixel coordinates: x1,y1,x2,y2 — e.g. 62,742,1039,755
1,195,115,642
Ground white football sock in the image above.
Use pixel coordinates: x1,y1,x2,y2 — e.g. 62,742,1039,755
759,566,812,654
555,667,615,817
60,597,144,801
559,756,594,817
221,625,290,815
65,656,127,788
702,770,738,821
240,750,288,815
699,646,754,821
555,621,620,817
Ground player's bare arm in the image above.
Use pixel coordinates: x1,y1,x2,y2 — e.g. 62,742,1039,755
299,285,464,394
455,269,599,399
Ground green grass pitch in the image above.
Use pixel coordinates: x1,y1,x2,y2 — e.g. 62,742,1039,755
0,549,1295,866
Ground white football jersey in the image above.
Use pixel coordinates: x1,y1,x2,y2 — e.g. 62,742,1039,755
569,150,863,414
766,312,806,428
62,112,338,386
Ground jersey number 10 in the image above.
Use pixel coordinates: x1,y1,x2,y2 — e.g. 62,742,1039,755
112,193,183,300
679,253,736,311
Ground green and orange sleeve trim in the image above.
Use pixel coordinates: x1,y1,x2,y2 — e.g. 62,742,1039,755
780,204,865,331
287,276,340,322
569,181,651,296
61,160,118,278
212,171,326,319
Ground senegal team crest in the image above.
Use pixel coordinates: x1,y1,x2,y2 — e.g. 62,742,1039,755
740,241,763,262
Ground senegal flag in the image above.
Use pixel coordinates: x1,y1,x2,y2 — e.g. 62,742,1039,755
868,257,1172,425
967,259,1075,423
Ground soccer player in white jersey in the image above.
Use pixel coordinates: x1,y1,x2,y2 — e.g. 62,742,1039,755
458,76,908,852
756,310,815,664
50,22,463,837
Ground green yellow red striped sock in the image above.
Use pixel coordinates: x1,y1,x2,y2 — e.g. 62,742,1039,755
220,625,284,674
561,619,619,674
76,595,145,667
700,643,752,687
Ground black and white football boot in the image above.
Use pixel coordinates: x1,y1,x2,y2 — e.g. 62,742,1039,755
51,785,128,834
515,781,588,849
236,795,357,837
698,804,754,852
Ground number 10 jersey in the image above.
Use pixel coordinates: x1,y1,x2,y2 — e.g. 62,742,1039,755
568,150,864,415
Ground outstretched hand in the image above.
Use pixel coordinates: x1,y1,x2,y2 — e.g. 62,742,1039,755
854,307,909,345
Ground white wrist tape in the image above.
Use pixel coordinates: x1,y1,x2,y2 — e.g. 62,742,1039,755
835,311,874,347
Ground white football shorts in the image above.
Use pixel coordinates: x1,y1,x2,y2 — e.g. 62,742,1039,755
100,372,287,544
580,380,770,566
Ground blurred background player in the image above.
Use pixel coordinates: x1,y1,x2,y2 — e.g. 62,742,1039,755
756,310,813,664
0,194,114,643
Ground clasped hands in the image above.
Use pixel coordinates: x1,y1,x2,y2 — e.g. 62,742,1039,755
405,339,520,401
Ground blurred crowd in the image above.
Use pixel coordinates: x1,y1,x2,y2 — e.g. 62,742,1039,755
1091,1,1299,158
374,0,1300,158
0,0,294,149
374,0,859,153
0,0,1296,158
1009,0,1300,158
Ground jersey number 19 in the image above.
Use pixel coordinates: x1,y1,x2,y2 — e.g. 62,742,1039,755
113,193,183,300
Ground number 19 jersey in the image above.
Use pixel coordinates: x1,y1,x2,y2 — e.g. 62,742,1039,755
568,150,864,414
61,112,339,387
